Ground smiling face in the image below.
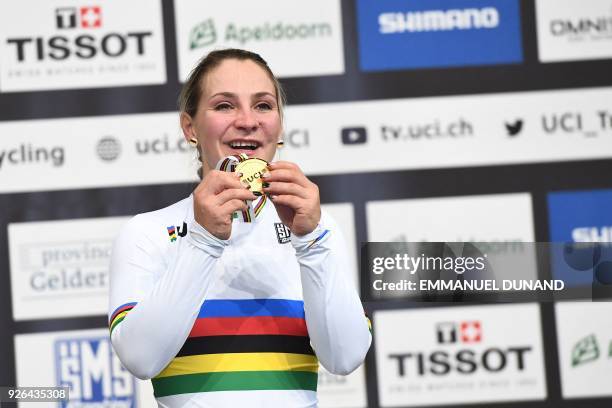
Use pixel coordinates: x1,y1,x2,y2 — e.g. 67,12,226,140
181,58,282,176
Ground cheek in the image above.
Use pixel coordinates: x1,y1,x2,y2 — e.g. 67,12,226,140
261,115,282,140
200,114,229,144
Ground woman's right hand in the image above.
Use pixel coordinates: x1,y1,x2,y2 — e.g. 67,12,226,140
193,170,255,240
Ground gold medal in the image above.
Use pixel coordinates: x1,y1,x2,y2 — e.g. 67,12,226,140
235,158,268,193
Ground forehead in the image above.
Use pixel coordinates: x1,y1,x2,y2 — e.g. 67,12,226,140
202,59,276,97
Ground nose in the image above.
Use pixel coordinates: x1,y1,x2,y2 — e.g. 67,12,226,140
235,108,258,133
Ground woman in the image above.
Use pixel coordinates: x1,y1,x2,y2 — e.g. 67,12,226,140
108,49,371,407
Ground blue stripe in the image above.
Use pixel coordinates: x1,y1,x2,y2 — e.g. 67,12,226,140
198,299,305,318
109,301,137,323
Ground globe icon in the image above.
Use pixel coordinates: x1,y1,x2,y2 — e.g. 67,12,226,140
97,137,121,161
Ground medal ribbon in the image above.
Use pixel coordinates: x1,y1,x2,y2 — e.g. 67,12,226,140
214,154,255,222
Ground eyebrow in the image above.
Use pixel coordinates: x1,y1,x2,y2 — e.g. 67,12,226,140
209,91,276,100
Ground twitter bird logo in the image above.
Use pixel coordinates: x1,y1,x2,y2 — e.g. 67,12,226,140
505,119,523,137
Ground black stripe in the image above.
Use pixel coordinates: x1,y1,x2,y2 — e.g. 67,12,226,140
176,335,315,357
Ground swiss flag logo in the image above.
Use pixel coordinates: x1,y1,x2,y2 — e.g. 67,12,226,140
80,6,102,28
460,321,482,343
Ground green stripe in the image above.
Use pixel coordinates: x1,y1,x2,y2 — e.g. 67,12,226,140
109,315,125,334
152,370,317,396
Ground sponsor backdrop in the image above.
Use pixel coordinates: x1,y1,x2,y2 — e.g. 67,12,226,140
0,0,611,407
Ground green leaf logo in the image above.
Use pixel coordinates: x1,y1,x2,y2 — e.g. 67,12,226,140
571,334,600,367
190,19,216,49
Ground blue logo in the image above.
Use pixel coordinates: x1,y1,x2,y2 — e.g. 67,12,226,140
356,0,523,71
548,189,612,288
55,336,136,407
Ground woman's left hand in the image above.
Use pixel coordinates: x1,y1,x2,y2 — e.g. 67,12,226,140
263,161,321,236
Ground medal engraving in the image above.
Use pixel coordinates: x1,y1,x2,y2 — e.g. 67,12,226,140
235,158,268,193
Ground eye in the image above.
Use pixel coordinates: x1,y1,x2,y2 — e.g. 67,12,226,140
214,102,233,111
255,102,273,111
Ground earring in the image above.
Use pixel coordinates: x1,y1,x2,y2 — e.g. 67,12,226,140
277,140,284,148
189,137,198,147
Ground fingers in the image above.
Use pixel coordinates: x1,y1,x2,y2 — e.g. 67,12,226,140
216,187,257,205
264,163,310,188
262,181,310,199
220,198,249,214
267,161,299,171
268,194,302,210
198,170,244,195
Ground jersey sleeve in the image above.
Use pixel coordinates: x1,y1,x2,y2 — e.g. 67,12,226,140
108,214,227,379
291,211,372,375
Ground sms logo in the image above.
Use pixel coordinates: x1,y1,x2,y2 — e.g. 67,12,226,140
55,336,136,407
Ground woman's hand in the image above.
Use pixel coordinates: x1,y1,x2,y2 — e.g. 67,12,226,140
263,161,321,236
193,170,255,240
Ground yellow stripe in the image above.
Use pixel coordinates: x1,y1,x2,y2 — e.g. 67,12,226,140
254,195,267,216
156,352,318,378
111,310,129,326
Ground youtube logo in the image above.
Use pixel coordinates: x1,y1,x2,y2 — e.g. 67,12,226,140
341,127,367,145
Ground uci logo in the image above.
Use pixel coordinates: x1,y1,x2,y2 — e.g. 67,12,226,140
167,222,188,242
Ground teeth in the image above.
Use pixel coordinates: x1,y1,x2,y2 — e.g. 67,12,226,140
229,141,258,148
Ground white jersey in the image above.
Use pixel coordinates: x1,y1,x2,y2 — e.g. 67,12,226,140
108,194,371,407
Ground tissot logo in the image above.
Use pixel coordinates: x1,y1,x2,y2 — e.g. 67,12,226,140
437,321,482,344
6,5,151,63
341,127,367,145
375,304,546,406
389,319,531,377
56,6,102,29
275,223,291,244
0,0,165,92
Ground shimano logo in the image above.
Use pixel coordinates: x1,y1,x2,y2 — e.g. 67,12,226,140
572,226,612,242
379,7,499,33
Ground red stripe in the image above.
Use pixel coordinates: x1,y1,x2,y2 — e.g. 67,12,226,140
110,304,134,323
189,316,308,337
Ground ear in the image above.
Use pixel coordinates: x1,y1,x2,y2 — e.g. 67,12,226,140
180,112,196,142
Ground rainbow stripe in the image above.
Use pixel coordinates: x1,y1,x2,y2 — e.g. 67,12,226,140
167,226,177,242
152,298,318,396
253,195,267,217
306,229,330,249
240,194,267,222
109,302,137,334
